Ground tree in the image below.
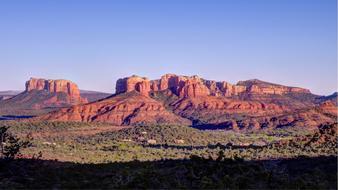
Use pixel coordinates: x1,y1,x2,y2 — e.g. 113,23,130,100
0,126,32,159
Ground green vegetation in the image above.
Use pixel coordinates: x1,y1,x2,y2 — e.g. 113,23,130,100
0,126,32,159
1,121,112,134
0,155,336,189
89,124,290,147
0,121,336,189
150,90,179,110
0,121,335,163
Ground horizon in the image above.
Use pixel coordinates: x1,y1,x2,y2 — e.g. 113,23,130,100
0,0,337,95
1,73,337,96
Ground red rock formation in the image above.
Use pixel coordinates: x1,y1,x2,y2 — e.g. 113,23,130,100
159,74,177,91
178,76,210,98
237,79,311,95
116,74,310,99
171,95,336,130
116,74,211,98
137,80,151,96
318,101,337,116
36,74,336,130
215,81,246,96
40,92,191,126
25,78,85,102
116,75,151,96
0,78,88,115
171,96,287,118
25,78,87,104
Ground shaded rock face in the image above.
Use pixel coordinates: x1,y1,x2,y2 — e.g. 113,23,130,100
225,106,336,130
315,92,338,106
318,101,338,116
116,76,150,95
115,74,311,98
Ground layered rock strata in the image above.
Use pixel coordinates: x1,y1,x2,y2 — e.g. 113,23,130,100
115,74,310,98
25,78,87,103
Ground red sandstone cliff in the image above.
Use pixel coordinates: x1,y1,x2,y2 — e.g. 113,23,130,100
0,78,87,115
25,78,87,104
36,74,336,130
115,74,311,98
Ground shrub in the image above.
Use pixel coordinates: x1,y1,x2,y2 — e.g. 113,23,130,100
0,126,32,159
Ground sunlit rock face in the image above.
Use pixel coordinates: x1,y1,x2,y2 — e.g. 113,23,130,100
26,78,80,97
37,74,337,131
115,74,311,98
25,77,87,104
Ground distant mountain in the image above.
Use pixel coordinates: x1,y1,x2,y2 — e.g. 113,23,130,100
237,79,310,93
0,90,21,96
0,78,87,115
38,74,337,130
80,90,111,102
0,90,21,100
316,92,338,106
0,89,110,105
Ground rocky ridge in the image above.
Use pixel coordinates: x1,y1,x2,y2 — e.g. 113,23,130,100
39,91,191,126
115,74,311,98
38,74,337,130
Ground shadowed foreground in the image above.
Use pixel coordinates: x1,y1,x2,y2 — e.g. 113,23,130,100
0,156,336,189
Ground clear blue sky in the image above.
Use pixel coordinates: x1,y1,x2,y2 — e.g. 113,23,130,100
0,0,336,95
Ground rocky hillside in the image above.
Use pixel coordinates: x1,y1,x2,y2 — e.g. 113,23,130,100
39,91,191,126
115,74,319,109
39,74,337,130
315,92,338,106
0,78,87,115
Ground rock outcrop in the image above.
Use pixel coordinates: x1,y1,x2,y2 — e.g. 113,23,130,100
25,78,84,100
318,101,337,116
115,74,311,98
236,79,311,94
115,75,155,96
36,74,337,130
186,101,337,131
39,91,191,126
169,95,289,126
0,78,87,115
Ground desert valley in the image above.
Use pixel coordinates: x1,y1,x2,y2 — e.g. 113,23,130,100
0,1,336,189
0,74,337,189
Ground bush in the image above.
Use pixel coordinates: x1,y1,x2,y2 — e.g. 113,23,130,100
0,126,32,159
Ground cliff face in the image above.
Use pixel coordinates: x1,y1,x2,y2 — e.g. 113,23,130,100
25,78,87,104
25,78,82,99
0,78,87,115
115,74,311,98
38,74,336,130
236,79,310,94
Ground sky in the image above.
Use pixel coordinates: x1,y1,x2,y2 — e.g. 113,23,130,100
0,0,336,95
